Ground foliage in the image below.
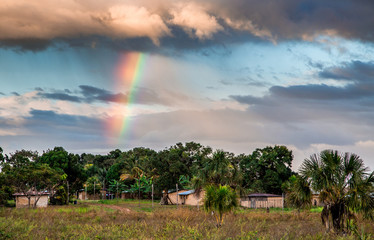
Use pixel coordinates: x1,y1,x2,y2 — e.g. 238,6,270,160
50,185,67,205
108,179,128,196
86,176,102,195
129,175,153,198
300,150,374,233
203,185,238,227
39,147,87,199
284,175,312,211
193,150,242,191
178,175,191,189
240,145,293,194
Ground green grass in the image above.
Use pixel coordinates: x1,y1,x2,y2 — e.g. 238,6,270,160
97,198,154,205
310,207,323,213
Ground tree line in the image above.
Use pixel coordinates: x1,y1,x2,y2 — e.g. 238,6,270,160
0,143,294,206
1,144,374,234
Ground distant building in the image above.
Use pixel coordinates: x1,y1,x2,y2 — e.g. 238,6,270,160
241,193,284,208
167,189,204,206
13,191,49,208
311,194,324,207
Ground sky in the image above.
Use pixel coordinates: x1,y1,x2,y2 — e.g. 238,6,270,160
1,0,374,171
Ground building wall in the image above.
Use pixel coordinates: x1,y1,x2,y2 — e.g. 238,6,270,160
182,191,205,206
168,190,188,205
241,197,284,208
78,192,102,200
167,190,204,206
311,194,324,207
16,195,49,208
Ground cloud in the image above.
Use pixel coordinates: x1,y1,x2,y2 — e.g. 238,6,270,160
38,92,82,103
170,2,223,40
35,85,179,106
229,61,374,148
2,0,374,51
319,61,374,82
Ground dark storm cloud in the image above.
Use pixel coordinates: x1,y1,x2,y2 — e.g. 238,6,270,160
319,61,374,82
36,85,171,106
0,38,52,52
38,92,83,103
233,60,374,107
2,0,374,51
26,109,101,128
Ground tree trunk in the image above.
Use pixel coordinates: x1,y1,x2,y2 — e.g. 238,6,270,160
321,205,330,232
160,191,170,205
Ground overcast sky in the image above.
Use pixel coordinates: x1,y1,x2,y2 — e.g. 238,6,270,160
1,0,374,170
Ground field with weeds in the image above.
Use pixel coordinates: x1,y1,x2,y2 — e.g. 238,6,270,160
0,200,373,240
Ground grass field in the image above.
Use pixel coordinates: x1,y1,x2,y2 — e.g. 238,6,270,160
0,200,373,239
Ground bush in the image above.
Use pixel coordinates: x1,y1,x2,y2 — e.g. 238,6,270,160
5,200,15,208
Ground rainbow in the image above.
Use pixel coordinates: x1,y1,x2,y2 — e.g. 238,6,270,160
110,52,146,142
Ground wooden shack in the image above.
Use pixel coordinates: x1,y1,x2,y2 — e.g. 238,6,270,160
241,193,284,208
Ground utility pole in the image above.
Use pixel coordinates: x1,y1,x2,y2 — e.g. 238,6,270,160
67,181,69,205
176,184,179,208
85,184,87,200
116,182,118,199
138,178,140,207
152,184,154,208
94,181,96,200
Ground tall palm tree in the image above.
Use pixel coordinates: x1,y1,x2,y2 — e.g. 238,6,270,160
300,150,374,233
204,184,238,227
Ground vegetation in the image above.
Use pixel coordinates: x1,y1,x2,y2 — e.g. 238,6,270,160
284,175,312,212
2,144,374,238
296,150,374,234
204,185,238,227
1,200,373,239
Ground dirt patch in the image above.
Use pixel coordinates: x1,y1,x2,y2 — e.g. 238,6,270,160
91,203,131,213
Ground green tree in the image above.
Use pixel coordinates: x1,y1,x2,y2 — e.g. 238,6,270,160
86,176,102,195
8,160,62,208
240,145,293,194
204,185,238,227
39,147,87,201
300,150,374,233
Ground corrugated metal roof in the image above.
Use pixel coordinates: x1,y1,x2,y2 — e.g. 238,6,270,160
13,191,50,196
178,190,195,195
247,193,281,198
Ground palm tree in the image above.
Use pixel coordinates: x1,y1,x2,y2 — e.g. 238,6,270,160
300,150,374,233
285,175,312,212
192,150,242,191
204,184,238,227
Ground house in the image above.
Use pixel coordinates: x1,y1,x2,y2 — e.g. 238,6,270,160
241,193,284,208
13,191,49,208
311,194,324,207
78,190,105,200
167,189,204,206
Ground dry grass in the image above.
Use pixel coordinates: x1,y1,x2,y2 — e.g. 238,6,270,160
0,201,373,239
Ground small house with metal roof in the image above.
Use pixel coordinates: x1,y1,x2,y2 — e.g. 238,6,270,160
167,189,204,206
